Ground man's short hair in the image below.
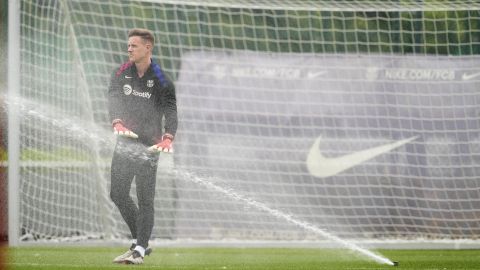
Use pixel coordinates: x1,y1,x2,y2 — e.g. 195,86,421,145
128,28,155,46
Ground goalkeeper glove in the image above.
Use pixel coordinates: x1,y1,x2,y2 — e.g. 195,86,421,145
148,133,174,153
112,119,138,139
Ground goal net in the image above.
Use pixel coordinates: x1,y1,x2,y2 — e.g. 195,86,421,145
11,0,480,245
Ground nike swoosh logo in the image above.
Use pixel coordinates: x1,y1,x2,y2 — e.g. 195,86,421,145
462,72,480,81
125,75,132,79
306,136,418,178
306,70,327,79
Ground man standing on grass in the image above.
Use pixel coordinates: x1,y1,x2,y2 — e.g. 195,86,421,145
107,28,178,265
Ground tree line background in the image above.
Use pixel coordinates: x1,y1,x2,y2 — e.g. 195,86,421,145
1,0,8,245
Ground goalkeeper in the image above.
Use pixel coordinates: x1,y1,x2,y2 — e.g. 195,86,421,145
107,28,178,265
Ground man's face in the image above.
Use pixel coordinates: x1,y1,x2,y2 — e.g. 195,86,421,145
127,36,151,63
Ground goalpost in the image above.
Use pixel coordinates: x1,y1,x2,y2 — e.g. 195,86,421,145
8,0,480,248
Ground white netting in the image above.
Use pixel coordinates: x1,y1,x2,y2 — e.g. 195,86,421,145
13,0,480,243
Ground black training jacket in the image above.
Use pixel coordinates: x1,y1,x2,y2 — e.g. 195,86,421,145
108,60,178,146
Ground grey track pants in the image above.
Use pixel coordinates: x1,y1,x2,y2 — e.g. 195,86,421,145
110,138,159,248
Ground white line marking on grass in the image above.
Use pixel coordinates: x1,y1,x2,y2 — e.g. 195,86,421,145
7,262,164,268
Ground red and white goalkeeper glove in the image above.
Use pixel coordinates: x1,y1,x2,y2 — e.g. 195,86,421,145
112,119,138,139
148,133,174,153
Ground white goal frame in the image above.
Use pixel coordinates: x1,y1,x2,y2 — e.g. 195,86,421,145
7,0,480,249
8,0,21,247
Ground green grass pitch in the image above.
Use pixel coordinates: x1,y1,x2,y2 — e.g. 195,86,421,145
6,246,480,269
